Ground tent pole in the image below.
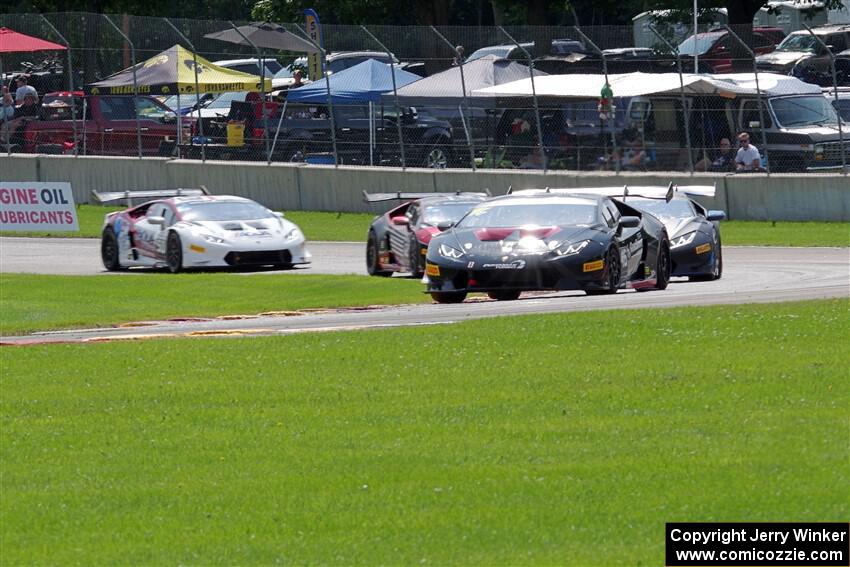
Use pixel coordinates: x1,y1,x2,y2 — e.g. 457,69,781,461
165,19,205,162
369,101,373,166
295,24,337,167
270,100,287,158
40,15,78,157
103,15,142,159
431,27,475,171
229,21,269,164
361,26,405,169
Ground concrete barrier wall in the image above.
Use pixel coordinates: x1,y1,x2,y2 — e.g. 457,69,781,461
1,155,848,221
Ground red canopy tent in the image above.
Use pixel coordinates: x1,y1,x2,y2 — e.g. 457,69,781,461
0,27,66,53
0,27,67,90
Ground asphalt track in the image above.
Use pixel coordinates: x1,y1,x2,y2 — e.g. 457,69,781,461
1,237,848,345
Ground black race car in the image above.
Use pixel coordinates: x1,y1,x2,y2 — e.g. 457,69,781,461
424,191,671,303
569,185,725,281
365,191,489,278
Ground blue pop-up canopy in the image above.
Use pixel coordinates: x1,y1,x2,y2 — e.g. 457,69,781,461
285,58,422,104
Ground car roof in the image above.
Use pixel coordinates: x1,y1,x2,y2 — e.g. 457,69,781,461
787,24,850,36
486,193,602,206
417,195,487,206
165,195,260,207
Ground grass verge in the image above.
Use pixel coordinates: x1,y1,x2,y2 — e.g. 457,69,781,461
0,273,426,335
2,205,848,246
1,299,847,565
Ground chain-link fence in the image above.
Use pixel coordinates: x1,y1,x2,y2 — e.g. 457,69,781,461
1,13,847,173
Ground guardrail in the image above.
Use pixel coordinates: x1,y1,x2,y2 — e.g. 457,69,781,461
2,154,848,221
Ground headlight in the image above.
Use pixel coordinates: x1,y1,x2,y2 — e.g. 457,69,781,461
814,144,825,160
438,243,464,260
670,232,696,249
202,234,225,244
284,227,302,241
554,240,590,257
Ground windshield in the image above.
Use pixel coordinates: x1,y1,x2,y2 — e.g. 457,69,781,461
832,98,850,121
678,33,723,56
777,34,818,52
207,91,248,109
626,198,695,222
466,46,514,62
264,61,283,74
457,200,598,228
179,201,274,222
422,202,480,225
770,95,841,127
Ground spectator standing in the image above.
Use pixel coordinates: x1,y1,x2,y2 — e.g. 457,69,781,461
1,89,16,146
14,75,38,104
735,132,761,171
292,69,304,88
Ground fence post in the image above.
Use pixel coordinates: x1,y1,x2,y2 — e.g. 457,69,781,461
360,25,407,169
649,24,694,174
573,26,619,173
430,26,476,171
103,14,143,159
228,21,269,164
724,26,770,174
40,15,78,157
295,24,338,167
498,26,546,172
802,24,846,175
164,18,206,162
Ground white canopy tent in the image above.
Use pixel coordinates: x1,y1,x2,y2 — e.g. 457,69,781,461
472,72,823,99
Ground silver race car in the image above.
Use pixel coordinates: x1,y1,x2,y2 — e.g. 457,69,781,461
95,188,311,272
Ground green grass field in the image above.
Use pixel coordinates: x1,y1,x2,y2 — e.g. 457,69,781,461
2,205,848,246
0,273,427,335
1,299,847,565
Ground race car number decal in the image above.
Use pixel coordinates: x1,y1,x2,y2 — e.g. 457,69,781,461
426,263,441,276
695,243,711,254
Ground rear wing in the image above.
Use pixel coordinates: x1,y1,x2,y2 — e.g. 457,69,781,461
512,183,715,201
363,190,491,203
92,186,209,205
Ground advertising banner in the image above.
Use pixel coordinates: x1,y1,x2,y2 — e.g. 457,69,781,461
304,8,324,81
0,182,79,232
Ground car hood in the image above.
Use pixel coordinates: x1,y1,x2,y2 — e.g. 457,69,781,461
757,50,808,65
660,216,702,238
446,224,604,257
183,218,291,238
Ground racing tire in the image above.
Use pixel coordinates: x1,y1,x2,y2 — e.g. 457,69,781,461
101,228,123,271
366,232,392,277
408,237,424,278
166,231,184,274
487,290,521,301
423,145,449,169
639,241,670,291
585,247,620,296
430,291,467,304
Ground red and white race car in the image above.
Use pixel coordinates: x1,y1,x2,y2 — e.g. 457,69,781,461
364,191,489,278
96,188,310,272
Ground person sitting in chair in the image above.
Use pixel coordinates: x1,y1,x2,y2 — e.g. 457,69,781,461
695,137,735,172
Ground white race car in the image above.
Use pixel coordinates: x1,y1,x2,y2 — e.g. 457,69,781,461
96,188,311,272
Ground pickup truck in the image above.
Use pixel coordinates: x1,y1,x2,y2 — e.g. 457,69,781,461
21,91,184,155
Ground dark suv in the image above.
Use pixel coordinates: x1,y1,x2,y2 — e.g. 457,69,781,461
267,103,455,167
678,27,784,73
756,25,850,84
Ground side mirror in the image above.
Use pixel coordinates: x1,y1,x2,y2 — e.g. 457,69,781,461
148,215,165,226
619,216,640,229
274,211,285,219
706,210,726,221
391,215,410,226
436,220,454,232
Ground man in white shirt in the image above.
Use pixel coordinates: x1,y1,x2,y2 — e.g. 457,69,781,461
735,132,761,171
14,76,38,104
